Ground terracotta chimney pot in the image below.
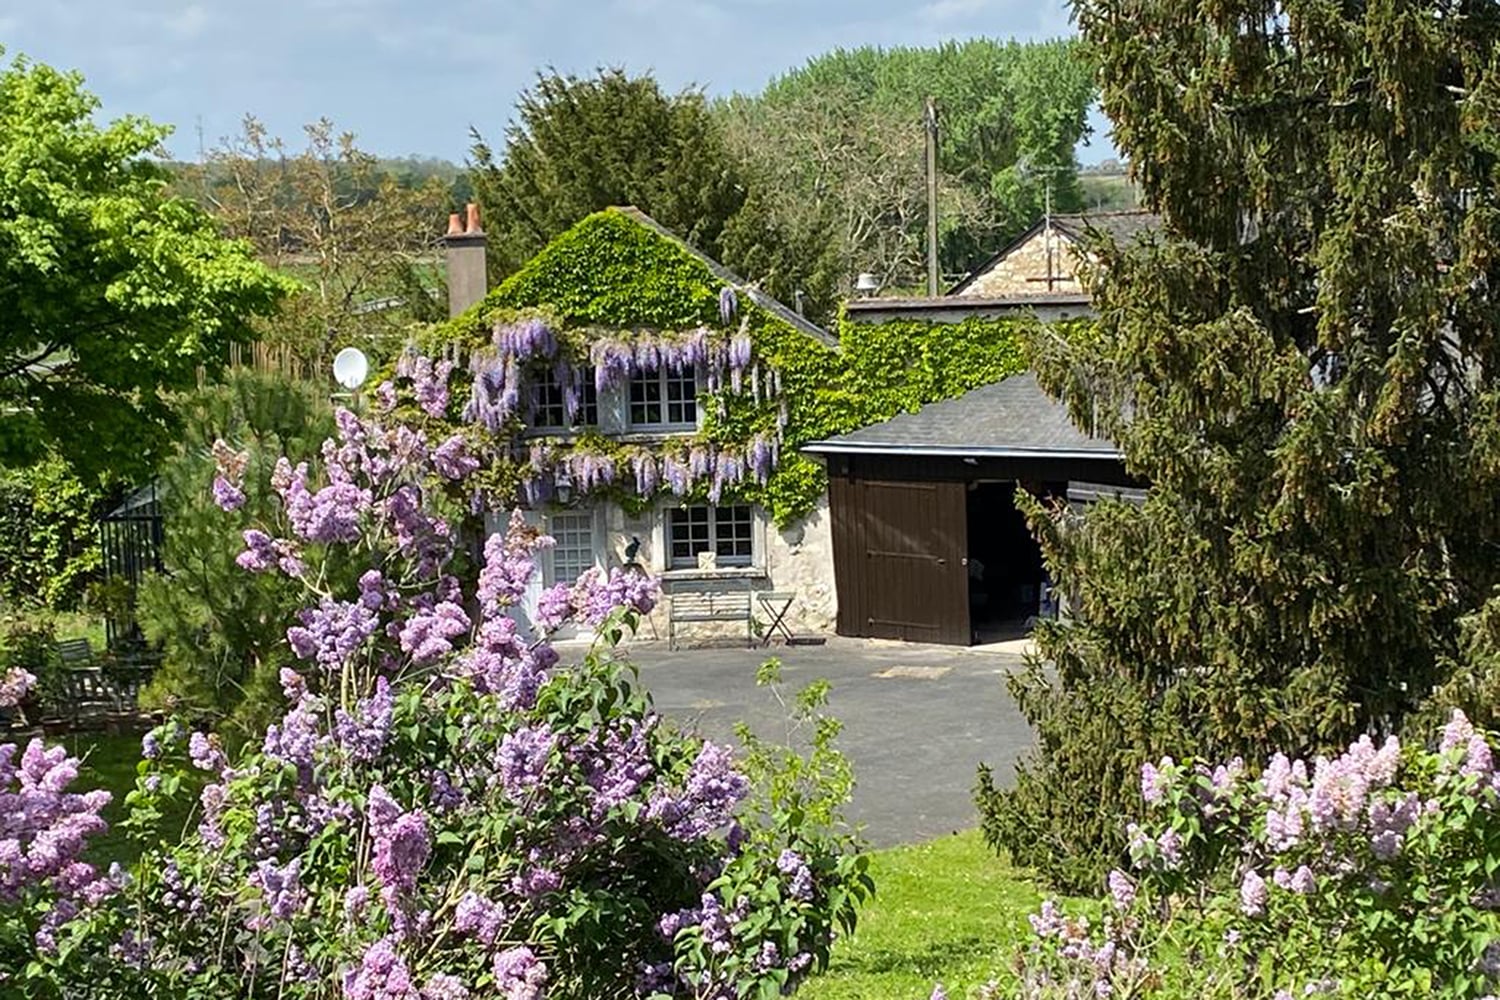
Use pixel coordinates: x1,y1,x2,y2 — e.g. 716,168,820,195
465,202,482,234
446,212,464,237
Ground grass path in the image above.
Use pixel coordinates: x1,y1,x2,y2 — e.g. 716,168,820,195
802,830,1062,1000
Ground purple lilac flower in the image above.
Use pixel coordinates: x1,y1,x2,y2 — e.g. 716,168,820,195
432,434,480,481
345,884,371,922
648,741,749,840
237,529,280,573
367,784,404,835
511,866,562,901
583,721,655,818
247,857,303,929
454,891,506,947
1108,869,1136,911
334,676,395,762
140,731,162,760
286,597,380,674
496,725,557,802
422,974,469,1000
399,601,471,666
1240,869,1268,917
282,473,372,545
1157,828,1183,868
570,567,659,626
263,695,324,780
777,848,816,902
397,351,456,419
477,513,544,614
188,732,227,774
492,946,548,1000
929,986,949,1000
1140,757,1172,805
1289,865,1316,895
198,782,227,849
343,936,416,1000
534,584,574,632
373,810,431,895
212,475,246,512
697,892,734,955
0,740,111,905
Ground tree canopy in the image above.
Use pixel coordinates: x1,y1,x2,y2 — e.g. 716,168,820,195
717,38,1096,310
0,53,290,482
978,1,1500,891
471,69,747,280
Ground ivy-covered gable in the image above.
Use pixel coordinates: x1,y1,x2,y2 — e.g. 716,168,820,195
408,207,1053,527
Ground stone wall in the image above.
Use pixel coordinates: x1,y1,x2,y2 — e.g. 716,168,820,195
958,228,1085,298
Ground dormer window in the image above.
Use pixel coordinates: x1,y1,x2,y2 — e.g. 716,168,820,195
629,369,697,431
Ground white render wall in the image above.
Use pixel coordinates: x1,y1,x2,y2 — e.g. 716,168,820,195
601,495,838,643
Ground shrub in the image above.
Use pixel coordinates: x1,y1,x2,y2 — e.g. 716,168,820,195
6,385,871,998
976,715,1500,999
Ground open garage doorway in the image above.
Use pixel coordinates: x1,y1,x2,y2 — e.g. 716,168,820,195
966,481,1058,643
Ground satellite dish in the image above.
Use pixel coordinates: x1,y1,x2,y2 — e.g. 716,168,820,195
332,347,369,389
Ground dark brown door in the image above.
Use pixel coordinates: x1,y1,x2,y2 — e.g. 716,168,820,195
830,477,970,645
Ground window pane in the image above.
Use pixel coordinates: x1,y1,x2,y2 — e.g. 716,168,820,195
669,506,711,568
531,369,567,429
576,371,599,428
630,376,663,426
714,505,753,562
551,512,595,583
666,371,696,425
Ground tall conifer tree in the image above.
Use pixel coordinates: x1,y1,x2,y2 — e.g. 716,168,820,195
979,1,1500,890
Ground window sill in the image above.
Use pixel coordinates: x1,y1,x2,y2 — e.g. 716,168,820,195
620,428,698,441
661,567,765,582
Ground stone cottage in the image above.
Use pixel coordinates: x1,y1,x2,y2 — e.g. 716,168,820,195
435,205,842,644
949,210,1160,298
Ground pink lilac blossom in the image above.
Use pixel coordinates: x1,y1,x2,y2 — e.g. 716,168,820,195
492,945,548,1000
1240,869,1268,916
421,974,469,1000
0,667,36,708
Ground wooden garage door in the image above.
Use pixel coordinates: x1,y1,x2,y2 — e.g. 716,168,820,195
831,477,970,645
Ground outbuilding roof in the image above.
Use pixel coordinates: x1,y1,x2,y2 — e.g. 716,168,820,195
948,211,1161,295
802,373,1119,459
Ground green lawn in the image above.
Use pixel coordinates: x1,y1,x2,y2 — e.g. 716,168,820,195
802,830,1063,1000
57,730,198,865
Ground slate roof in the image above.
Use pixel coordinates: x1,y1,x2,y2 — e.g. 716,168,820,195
948,210,1162,295
612,207,838,348
803,373,1120,458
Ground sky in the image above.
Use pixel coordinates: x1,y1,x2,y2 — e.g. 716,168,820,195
0,0,1114,165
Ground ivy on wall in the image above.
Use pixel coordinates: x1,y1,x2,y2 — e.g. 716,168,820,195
415,208,1065,527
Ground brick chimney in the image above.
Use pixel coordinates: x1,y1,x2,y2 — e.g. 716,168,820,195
445,202,487,318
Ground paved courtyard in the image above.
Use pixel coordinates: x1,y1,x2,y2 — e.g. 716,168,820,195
606,635,1036,848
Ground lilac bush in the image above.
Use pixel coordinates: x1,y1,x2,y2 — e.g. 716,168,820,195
978,716,1500,999
10,400,868,999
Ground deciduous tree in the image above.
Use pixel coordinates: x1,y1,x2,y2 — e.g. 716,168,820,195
0,54,289,481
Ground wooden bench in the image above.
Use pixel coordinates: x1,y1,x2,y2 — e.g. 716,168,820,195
667,580,754,650
57,638,95,669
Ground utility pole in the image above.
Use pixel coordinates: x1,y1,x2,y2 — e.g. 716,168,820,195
924,96,940,297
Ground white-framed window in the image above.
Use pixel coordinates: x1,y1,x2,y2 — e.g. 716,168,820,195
548,510,599,585
530,367,598,431
668,504,754,569
629,369,697,430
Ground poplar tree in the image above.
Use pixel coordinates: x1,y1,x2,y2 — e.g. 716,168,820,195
977,0,1500,890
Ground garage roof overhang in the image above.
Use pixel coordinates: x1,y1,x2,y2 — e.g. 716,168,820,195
801,441,1121,461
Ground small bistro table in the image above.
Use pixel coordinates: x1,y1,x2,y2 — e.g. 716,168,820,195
755,591,797,646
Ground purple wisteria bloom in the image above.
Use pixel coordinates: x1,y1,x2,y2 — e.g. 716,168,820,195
432,434,480,481
718,285,738,325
